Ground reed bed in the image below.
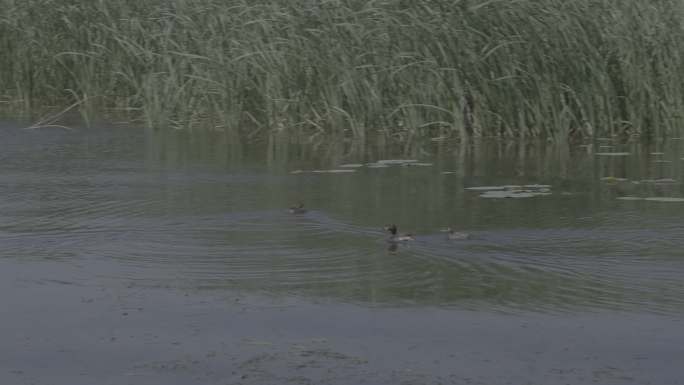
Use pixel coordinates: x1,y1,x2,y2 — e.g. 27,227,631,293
1,0,684,139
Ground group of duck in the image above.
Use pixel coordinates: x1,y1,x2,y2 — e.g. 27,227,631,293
289,203,470,242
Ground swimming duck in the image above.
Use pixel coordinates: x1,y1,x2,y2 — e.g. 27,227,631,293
289,203,307,214
443,227,470,240
385,224,414,242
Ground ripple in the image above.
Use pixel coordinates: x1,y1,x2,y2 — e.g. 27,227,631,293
3,196,684,313
2,128,684,314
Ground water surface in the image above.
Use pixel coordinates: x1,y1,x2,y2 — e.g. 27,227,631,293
3,124,684,385
2,124,683,314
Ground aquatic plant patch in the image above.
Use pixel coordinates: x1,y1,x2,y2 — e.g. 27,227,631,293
465,184,552,199
595,152,631,156
617,196,684,202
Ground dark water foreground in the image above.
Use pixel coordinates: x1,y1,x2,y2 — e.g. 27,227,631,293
1,123,683,384
2,261,682,385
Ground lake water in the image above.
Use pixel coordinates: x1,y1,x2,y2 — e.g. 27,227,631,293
1,123,683,384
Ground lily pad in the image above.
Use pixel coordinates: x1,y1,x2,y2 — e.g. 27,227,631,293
366,163,389,168
595,152,630,156
312,169,356,173
465,186,507,191
616,196,643,201
377,159,419,165
466,184,551,194
480,190,551,199
617,196,684,202
601,177,628,182
644,197,684,202
640,178,676,184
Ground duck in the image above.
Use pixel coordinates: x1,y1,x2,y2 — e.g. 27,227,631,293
442,227,470,240
289,202,307,214
385,224,414,242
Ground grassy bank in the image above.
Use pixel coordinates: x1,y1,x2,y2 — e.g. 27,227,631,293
1,0,683,139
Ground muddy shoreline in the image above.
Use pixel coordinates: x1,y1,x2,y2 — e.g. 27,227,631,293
1,260,681,385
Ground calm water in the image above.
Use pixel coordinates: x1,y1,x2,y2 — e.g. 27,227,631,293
2,123,684,314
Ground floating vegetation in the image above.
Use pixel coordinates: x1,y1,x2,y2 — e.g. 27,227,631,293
295,160,435,172
618,196,684,202
480,190,552,199
293,160,437,171
595,152,631,156
639,178,677,184
601,177,629,183
291,169,356,174
377,160,419,165
465,186,508,191
312,169,356,174
650,152,665,155
645,197,684,202
366,163,390,169
466,184,552,199
364,159,434,168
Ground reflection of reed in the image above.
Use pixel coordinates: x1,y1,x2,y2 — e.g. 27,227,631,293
143,129,684,212
516,139,526,177
5,125,684,311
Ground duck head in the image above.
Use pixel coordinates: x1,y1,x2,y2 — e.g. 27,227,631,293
385,224,413,241
442,227,469,240
384,224,398,236
289,202,306,214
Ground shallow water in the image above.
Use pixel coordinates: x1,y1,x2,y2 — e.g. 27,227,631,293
1,124,684,314
2,123,684,384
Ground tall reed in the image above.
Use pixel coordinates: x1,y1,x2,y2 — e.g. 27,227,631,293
1,0,683,139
